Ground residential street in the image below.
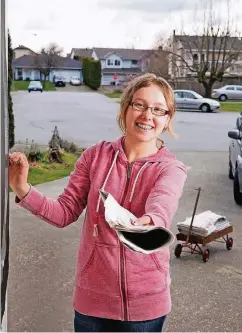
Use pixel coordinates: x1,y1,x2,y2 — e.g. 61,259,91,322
8,91,242,332
12,91,238,151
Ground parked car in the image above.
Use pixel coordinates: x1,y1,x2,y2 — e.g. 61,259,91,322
28,81,43,93
212,85,242,101
70,76,82,86
228,113,242,205
174,90,220,112
54,76,66,87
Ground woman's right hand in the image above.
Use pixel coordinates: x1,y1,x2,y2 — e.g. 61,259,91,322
9,152,30,199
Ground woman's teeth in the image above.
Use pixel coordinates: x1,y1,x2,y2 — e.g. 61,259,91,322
136,123,153,130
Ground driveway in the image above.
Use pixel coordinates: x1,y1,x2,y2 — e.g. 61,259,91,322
55,83,93,93
8,152,242,332
12,91,238,151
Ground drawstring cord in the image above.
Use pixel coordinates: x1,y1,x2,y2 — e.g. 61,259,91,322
93,149,149,237
93,150,120,236
129,162,149,202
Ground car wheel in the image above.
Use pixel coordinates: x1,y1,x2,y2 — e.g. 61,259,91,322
28,90,31,93
233,168,242,205
229,159,234,180
219,94,227,101
200,103,211,112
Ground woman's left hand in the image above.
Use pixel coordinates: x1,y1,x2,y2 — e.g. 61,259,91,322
135,216,153,226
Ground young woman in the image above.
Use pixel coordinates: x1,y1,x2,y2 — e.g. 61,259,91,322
9,73,187,332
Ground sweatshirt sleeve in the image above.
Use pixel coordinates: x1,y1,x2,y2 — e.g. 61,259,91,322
144,161,187,229
16,146,95,228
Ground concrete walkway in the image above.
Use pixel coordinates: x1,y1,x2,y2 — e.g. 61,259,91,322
8,178,82,332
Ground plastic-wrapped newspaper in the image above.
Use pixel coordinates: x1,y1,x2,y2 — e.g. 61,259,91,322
99,190,174,254
177,210,231,237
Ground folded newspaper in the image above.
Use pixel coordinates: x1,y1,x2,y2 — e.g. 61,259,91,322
99,189,174,254
177,210,231,237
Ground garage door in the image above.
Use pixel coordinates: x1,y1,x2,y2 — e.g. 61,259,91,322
102,74,114,86
52,70,81,82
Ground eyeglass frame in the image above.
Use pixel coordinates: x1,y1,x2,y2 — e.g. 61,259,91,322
129,101,169,117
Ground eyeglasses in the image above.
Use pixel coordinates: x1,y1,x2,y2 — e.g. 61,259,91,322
130,102,169,117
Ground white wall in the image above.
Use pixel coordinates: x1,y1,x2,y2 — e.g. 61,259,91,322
101,59,106,69
70,50,75,59
122,60,132,68
105,53,122,68
91,50,99,60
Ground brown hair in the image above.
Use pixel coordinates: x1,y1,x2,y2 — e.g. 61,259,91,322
117,73,177,138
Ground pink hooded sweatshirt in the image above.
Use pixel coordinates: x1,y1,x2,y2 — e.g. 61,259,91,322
17,137,187,321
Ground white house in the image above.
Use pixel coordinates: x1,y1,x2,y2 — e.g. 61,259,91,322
70,47,152,85
13,45,36,59
12,55,82,82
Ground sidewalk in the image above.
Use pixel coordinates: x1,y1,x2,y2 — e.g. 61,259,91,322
8,178,84,332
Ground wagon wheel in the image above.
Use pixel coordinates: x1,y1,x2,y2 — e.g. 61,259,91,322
226,237,233,251
202,248,210,263
174,244,182,258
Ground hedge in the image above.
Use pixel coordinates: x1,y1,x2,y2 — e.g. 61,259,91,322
82,57,101,90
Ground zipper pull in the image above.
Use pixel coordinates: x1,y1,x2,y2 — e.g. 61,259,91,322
93,224,98,237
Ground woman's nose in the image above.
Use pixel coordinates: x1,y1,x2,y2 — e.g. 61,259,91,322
141,108,153,120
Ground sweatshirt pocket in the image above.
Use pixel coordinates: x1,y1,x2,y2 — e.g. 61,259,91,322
76,242,121,297
126,251,168,298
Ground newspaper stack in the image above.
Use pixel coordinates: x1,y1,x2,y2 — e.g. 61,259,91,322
99,190,174,254
177,210,231,237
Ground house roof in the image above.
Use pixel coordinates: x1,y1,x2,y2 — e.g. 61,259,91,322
102,68,142,74
13,45,35,52
12,55,82,69
71,48,93,58
93,47,152,60
174,35,242,51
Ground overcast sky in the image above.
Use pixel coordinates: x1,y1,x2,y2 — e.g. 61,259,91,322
7,0,241,55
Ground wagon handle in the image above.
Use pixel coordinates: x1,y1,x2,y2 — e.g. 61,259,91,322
186,187,202,243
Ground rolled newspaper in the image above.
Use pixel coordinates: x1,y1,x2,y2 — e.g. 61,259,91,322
99,189,174,254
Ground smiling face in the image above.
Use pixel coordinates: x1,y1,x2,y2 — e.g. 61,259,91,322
125,84,170,144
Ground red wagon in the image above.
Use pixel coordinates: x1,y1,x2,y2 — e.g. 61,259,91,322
174,188,234,262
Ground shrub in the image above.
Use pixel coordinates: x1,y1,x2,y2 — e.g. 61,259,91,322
82,57,101,90
59,139,78,153
113,87,124,93
48,126,78,154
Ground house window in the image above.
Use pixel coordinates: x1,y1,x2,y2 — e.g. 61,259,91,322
132,60,138,65
115,60,120,66
201,54,205,62
193,54,198,62
107,59,113,66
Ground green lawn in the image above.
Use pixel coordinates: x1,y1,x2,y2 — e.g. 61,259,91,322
104,92,122,98
220,102,242,112
11,80,56,91
27,152,79,186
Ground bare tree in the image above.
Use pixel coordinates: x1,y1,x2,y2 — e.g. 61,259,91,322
146,47,169,79
35,42,63,83
166,0,242,97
